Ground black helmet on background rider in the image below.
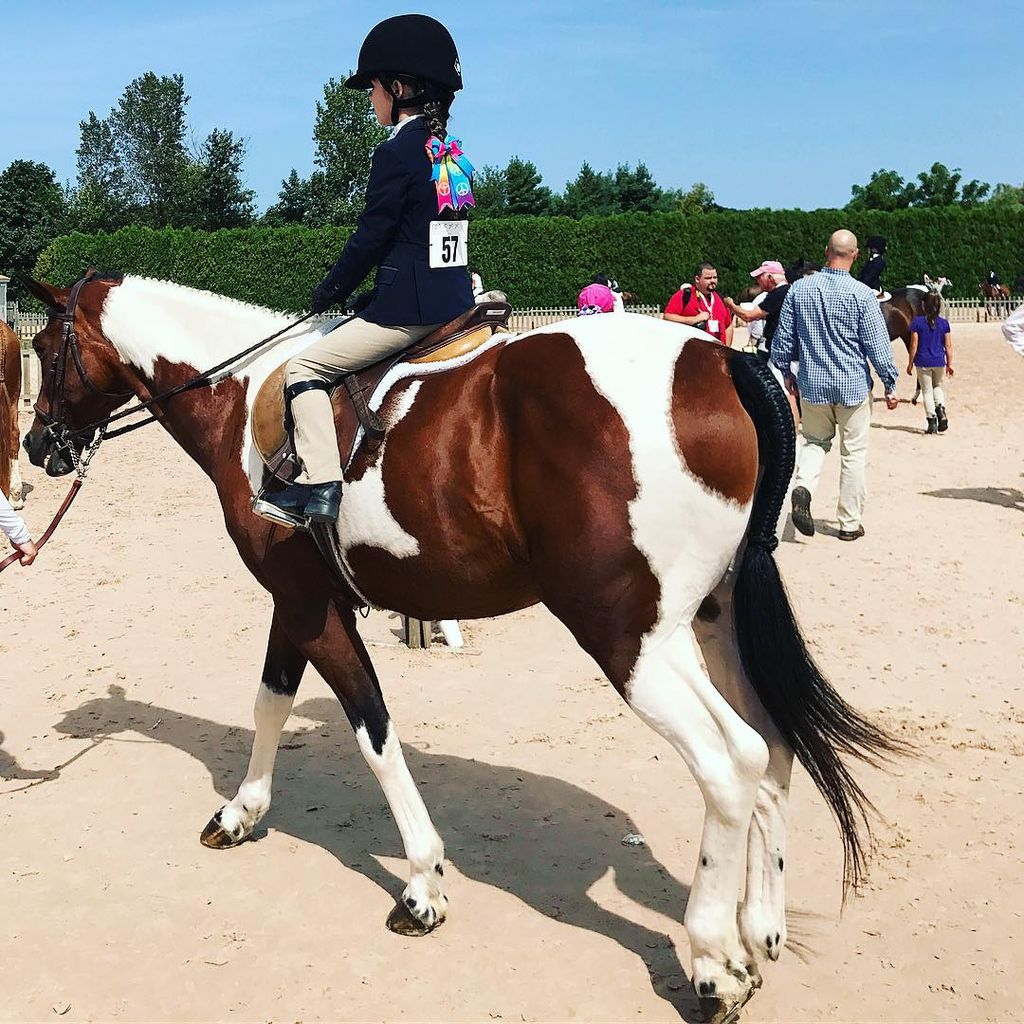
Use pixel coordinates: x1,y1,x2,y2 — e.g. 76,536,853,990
865,235,886,254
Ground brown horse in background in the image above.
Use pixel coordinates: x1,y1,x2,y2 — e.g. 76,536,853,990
0,321,24,508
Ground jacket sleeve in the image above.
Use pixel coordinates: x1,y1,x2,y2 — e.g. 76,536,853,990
0,491,30,545
769,288,796,369
858,256,884,290
315,145,409,307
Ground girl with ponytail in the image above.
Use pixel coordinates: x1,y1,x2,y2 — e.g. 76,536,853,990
254,15,476,530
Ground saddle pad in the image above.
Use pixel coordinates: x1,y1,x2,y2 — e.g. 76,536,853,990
250,327,513,478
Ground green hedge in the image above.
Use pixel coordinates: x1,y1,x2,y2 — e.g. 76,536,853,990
35,207,1024,310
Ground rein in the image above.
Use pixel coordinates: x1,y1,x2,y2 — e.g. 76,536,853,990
2,271,316,576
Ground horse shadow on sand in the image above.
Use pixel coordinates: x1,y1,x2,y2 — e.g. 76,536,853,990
0,730,52,783
54,684,701,1020
923,486,1024,511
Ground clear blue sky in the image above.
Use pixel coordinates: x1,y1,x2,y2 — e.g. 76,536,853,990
2,0,1021,212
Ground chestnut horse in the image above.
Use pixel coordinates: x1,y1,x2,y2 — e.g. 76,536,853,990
21,273,901,1024
0,321,24,508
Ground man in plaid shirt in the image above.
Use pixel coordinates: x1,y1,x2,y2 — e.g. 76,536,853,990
771,229,899,541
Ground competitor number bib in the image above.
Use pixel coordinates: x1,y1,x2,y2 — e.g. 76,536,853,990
429,220,468,269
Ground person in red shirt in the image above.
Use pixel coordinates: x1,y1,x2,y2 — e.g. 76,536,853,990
663,262,733,346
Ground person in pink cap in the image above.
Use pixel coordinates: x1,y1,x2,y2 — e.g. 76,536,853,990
725,259,789,360
577,280,616,315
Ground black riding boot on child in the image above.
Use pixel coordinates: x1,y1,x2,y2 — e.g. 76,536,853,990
936,404,949,432
925,416,938,434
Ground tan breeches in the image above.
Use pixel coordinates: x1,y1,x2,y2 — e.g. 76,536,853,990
285,317,439,485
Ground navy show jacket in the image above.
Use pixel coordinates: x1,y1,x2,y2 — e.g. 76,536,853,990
315,116,474,326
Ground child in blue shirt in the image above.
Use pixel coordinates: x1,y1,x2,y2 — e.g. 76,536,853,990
907,292,953,434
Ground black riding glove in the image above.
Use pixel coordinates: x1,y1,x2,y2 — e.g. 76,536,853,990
346,289,376,315
311,280,342,315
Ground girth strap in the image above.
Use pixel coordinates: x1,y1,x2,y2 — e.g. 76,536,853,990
342,373,386,444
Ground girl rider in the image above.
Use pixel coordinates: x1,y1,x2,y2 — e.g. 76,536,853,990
254,15,474,529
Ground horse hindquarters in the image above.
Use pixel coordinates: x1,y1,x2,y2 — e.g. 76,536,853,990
503,333,773,1014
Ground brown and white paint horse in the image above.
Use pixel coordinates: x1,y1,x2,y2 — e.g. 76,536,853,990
22,274,901,1023
0,320,25,508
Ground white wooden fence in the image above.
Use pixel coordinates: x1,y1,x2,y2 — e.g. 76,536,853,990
507,304,662,331
941,296,1021,322
12,296,1019,409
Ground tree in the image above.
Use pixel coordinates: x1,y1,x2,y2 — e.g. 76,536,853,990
0,161,69,295
847,168,915,211
189,129,256,229
675,182,717,215
468,164,508,219
263,170,316,226
72,72,254,231
310,77,389,224
911,162,989,208
989,182,1024,208
109,72,191,225
73,111,130,230
503,157,553,217
613,163,672,213
558,163,617,218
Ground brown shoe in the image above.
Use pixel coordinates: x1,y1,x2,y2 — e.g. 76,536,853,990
838,525,866,541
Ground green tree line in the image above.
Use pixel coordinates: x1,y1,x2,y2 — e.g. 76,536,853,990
36,206,1024,312
5,68,1022,302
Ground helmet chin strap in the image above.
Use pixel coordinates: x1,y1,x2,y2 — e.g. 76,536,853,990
384,78,426,127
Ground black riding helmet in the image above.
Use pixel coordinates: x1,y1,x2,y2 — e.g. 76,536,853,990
865,235,887,254
346,15,463,93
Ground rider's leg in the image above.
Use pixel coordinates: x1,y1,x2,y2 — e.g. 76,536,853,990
255,318,438,526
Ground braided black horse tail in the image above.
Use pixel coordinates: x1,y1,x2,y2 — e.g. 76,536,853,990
728,354,908,891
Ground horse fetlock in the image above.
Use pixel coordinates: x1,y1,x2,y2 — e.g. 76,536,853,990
739,901,786,963
403,869,448,926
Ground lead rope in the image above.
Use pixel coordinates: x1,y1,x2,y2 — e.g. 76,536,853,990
0,429,106,575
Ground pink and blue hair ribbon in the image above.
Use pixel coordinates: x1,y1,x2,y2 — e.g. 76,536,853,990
426,135,476,214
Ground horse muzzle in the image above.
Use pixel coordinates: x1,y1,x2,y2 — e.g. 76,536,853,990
23,424,86,477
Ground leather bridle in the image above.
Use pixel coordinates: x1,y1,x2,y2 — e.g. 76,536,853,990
33,269,133,469
1,271,315,576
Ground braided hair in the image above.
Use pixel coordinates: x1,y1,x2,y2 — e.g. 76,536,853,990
381,73,454,136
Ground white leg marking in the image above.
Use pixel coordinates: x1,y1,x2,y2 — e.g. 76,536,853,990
694,586,793,966
628,624,768,1002
216,683,295,842
9,457,23,510
739,746,793,964
436,620,463,648
355,723,447,927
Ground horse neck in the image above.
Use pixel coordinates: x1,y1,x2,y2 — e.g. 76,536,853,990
100,278,291,483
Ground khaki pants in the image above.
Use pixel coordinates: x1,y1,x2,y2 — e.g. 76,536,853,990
795,397,871,532
286,316,440,485
916,366,946,417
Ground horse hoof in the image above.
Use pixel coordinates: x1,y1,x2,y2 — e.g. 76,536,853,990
200,811,248,849
699,996,745,1024
386,899,442,937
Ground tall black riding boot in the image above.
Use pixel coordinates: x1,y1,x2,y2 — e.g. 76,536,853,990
305,481,343,524
935,404,948,433
925,415,938,435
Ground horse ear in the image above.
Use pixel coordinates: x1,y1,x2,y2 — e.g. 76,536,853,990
13,274,66,313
